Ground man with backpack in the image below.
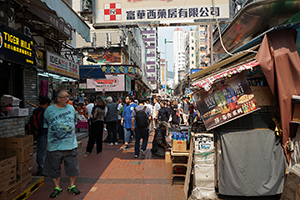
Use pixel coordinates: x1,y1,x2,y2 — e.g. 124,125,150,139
131,99,152,158
33,96,51,176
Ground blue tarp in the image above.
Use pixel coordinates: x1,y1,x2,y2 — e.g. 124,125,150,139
79,65,106,79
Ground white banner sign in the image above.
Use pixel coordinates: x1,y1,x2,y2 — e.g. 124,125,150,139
94,0,229,27
87,75,125,92
46,51,79,79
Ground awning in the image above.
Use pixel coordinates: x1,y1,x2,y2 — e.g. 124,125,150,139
80,65,106,79
37,0,90,42
192,60,259,92
213,0,300,54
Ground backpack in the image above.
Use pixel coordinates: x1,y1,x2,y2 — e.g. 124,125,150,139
25,109,42,141
134,106,148,128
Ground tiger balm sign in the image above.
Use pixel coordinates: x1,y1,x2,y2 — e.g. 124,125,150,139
94,0,229,28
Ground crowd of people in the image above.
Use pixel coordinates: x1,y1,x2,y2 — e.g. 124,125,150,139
26,91,199,198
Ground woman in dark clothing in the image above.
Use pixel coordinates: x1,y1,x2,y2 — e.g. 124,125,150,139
86,98,106,155
171,101,179,128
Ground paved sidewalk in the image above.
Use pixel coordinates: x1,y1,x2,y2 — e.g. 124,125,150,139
28,131,185,200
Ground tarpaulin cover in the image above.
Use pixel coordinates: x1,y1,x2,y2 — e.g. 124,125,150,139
255,28,300,162
219,129,286,196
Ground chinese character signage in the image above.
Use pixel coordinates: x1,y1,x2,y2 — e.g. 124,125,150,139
99,65,142,75
0,24,34,66
125,75,131,92
46,51,79,79
87,74,125,92
94,0,229,27
193,73,259,130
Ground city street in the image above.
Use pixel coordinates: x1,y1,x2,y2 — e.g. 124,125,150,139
28,130,185,200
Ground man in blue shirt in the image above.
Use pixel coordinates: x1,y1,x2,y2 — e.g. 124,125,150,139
43,89,80,198
121,96,137,150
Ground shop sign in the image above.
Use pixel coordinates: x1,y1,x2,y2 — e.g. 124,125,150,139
94,0,229,27
35,48,44,69
100,65,142,76
0,24,34,66
192,61,259,92
86,74,125,92
193,73,259,130
125,75,131,92
79,83,87,89
46,51,79,79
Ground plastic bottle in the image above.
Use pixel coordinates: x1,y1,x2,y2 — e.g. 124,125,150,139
183,132,187,141
178,133,182,140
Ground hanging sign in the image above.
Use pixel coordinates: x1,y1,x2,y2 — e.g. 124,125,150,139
46,51,79,79
87,74,125,92
193,73,259,130
94,0,229,27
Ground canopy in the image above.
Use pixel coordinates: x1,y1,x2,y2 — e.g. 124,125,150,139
79,65,106,79
38,0,90,42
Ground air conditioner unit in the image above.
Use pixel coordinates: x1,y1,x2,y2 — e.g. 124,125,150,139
24,26,32,37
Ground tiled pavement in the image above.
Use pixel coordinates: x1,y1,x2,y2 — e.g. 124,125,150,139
28,131,185,200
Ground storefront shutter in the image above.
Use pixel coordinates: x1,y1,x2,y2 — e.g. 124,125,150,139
24,67,38,122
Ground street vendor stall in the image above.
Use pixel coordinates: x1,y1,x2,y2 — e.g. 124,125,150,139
188,43,290,198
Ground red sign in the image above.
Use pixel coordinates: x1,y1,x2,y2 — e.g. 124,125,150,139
193,73,259,130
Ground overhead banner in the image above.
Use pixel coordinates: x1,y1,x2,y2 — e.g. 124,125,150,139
0,24,34,66
94,0,229,27
46,51,79,79
87,74,125,92
87,48,121,64
193,73,259,130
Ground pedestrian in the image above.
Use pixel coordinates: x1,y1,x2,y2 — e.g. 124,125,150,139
157,102,170,124
131,99,152,158
86,98,106,155
85,98,95,136
189,101,197,125
171,101,179,128
181,97,190,126
117,98,125,143
121,96,137,150
34,96,51,176
152,121,171,157
152,98,161,129
43,89,81,198
105,96,118,145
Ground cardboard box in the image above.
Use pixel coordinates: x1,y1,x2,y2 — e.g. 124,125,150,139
17,158,33,176
292,104,300,123
6,135,33,147
0,138,5,156
0,156,17,191
18,172,32,191
13,108,29,117
172,140,187,151
6,144,33,163
0,181,21,200
1,95,21,107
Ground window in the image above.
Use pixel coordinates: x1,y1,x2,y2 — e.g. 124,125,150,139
192,39,194,43
192,54,194,57
191,47,194,50
192,61,194,64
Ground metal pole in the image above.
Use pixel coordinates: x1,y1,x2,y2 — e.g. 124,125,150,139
210,24,213,66
164,38,167,98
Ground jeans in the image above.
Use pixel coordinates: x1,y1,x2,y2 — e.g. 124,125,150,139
134,127,149,156
36,134,47,173
86,121,104,153
106,121,117,143
124,128,134,143
117,119,124,141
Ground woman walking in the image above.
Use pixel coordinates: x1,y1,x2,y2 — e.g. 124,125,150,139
86,98,106,155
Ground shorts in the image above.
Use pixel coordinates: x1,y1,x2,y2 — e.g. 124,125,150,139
183,113,189,123
43,148,80,178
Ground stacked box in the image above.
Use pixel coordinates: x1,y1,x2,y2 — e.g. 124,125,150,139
172,140,187,151
0,156,17,191
0,181,21,200
5,135,33,191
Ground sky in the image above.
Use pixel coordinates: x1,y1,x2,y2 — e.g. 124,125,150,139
158,26,195,72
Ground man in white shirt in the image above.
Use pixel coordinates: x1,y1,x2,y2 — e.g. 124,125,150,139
153,98,161,129
117,98,125,142
85,98,95,136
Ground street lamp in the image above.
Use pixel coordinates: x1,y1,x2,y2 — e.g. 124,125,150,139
164,38,172,98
